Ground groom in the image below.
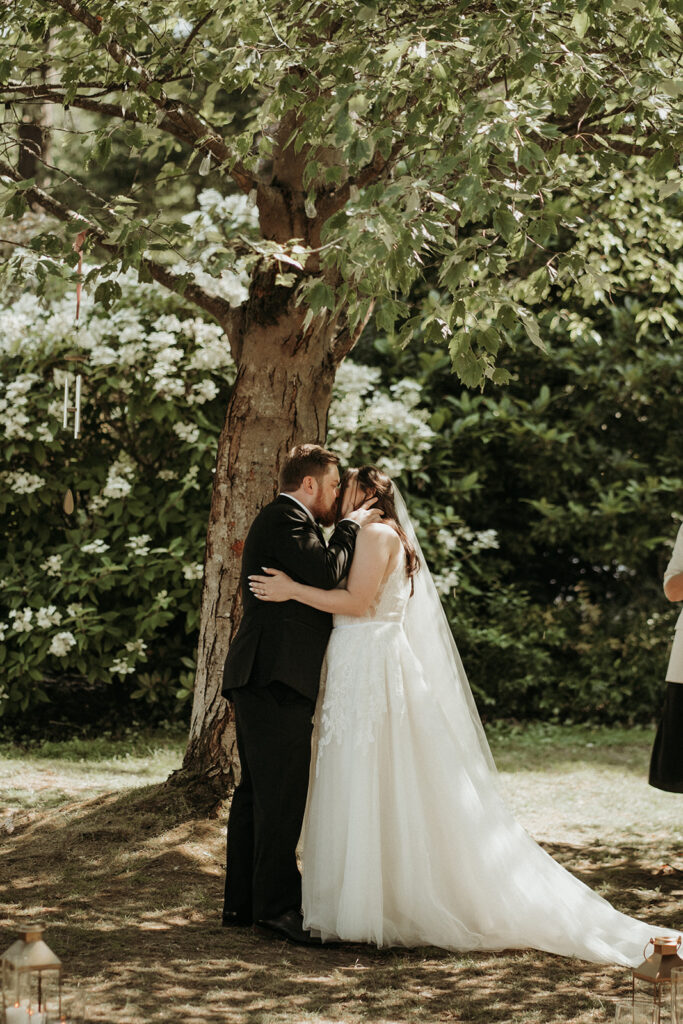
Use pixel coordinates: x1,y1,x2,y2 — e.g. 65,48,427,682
221,443,378,945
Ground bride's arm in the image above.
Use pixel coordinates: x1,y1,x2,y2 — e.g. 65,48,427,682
249,524,399,617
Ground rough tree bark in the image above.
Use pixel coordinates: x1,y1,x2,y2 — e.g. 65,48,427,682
170,88,393,811
179,277,341,808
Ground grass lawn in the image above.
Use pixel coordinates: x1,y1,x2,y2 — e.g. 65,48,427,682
0,724,681,1023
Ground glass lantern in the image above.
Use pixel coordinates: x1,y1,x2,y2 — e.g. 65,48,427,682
632,935,683,1024
1,925,62,1023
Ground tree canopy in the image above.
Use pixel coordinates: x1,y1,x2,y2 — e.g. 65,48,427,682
2,0,681,379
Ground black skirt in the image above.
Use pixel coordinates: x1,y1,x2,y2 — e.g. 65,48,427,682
649,682,683,793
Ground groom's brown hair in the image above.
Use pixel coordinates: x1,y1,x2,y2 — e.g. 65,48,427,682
279,443,339,491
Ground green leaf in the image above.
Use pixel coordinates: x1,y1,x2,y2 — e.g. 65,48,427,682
518,310,546,351
306,281,335,314
571,11,590,37
493,209,518,242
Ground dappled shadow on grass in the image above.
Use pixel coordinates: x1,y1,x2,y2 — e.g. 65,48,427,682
1,787,681,1023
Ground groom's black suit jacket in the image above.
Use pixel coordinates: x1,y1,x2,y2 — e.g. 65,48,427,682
221,494,359,702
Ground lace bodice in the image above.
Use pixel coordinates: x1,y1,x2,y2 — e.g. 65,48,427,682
315,561,413,758
334,559,411,628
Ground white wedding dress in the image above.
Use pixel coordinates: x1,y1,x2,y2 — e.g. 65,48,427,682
301,501,680,965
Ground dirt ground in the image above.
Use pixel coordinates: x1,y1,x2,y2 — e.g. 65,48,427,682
1,728,681,1023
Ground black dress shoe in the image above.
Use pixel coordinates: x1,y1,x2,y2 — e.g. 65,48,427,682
222,910,252,927
254,909,323,946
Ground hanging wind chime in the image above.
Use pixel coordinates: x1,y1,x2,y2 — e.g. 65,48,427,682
61,229,87,516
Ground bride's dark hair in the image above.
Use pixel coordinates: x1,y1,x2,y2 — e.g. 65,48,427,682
339,465,420,591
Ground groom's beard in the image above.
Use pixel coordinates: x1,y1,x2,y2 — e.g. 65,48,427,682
314,500,338,527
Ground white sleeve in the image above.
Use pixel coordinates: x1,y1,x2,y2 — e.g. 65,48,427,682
663,524,683,585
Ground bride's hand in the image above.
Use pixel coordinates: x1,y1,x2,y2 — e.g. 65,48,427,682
248,568,294,603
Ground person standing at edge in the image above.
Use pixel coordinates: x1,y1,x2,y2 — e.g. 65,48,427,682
220,443,380,945
650,519,683,793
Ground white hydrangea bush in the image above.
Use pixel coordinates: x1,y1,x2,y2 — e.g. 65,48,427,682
0,261,236,718
0,292,451,721
327,361,498,601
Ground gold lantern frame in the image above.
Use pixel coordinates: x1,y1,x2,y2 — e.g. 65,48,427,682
632,935,683,1024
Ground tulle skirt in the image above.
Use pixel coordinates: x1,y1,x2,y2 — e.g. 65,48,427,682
301,623,680,965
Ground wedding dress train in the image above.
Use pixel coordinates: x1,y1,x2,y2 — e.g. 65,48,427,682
301,511,680,965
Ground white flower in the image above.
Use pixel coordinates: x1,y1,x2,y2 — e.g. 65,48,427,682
147,330,179,350
1,408,32,440
66,603,85,617
88,494,110,512
375,456,405,478
89,345,118,366
109,638,147,676
187,379,219,404
152,314,184,335
8,607,33,632
102,475,132,499
389,379,423,408
81,539,110,554
48,631,76,657
472,529,499,551
36,605,62,628
187,335,234,373
36,423,54,443
125,639,147,657
40,554,63,577
433,568,460,596
327,364,435,476
334,362,381,397
109,658,135,676
3,471,45,494
183,563,204,581
437,528,458,553
102,455,136,499
126,534,151,555
157,469,177,481
173,422,200,444
0,623,6,642
150,374,185,399
5,372,40,399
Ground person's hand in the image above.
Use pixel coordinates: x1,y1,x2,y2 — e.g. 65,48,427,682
248,568,295,602
345,496,383,528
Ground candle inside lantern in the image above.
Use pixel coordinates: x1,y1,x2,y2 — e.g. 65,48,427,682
73,373,81,439
5,1003,30,1024
62,375,69,430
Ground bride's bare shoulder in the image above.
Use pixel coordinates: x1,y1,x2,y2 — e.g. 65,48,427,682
360,522,402,548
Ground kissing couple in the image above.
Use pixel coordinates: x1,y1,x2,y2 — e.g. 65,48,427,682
221,443,680,964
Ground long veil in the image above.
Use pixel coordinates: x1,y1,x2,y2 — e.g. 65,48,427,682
393,486,499,779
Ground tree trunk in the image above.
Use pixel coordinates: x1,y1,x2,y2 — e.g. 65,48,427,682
176,271,338,810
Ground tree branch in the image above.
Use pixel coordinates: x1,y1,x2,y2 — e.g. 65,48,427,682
43,0,255,193
321,140,405,221
331,298,376,363
0,157,242,344
176,12,213,58
1,85,198,148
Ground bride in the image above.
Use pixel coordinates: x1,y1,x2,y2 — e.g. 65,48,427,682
248,465,680,965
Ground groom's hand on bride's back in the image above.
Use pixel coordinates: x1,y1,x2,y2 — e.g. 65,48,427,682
345,496,383,528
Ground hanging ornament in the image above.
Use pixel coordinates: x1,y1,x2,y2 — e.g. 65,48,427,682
60,229,88,515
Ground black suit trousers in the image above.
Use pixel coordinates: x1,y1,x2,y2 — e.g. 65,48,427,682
223,681,315,921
